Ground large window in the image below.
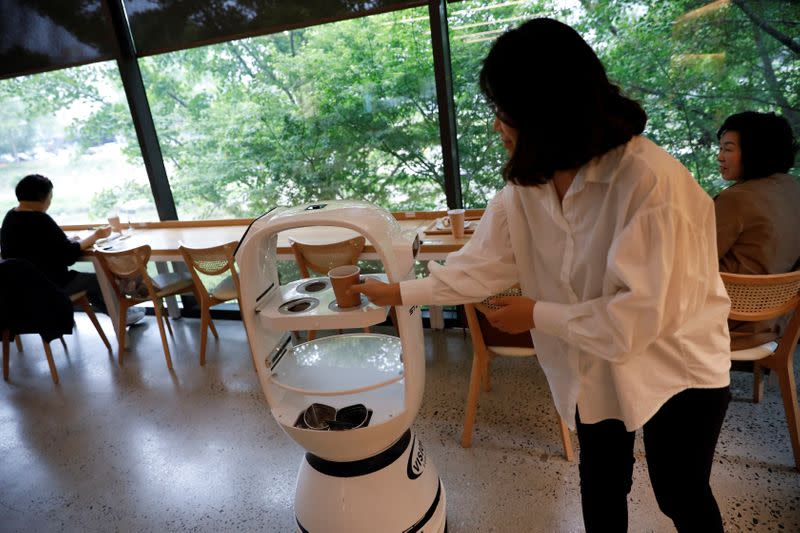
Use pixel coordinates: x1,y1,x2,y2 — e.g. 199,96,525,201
450,0,800,207
0,61,156,224
2,2,797,223
137,7,444,220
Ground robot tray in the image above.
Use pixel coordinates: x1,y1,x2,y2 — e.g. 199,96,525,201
255,274,391,331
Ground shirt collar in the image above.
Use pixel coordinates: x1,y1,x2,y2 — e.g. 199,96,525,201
581,137,634,185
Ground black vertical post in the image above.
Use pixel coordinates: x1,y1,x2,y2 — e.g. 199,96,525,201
104,0,178,221
429,0,463,209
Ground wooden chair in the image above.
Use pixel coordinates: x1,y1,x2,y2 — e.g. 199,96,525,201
462,288,574,461
721,270,800,471
289,236,369,341
95,245,196,370
179,241,242,365
3,329,61,384
14,291,113,355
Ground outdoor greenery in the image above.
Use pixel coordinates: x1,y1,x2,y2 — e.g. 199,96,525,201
0,0,798,221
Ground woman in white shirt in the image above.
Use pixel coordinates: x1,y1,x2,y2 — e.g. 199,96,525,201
353,18,731,533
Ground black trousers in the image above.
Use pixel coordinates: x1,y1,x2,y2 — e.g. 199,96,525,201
62,271,108,315
576,386,730,533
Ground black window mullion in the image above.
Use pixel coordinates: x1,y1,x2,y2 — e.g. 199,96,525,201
104,0,177,221
428,0,463,209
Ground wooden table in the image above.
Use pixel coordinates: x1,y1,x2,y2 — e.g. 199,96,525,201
64,210,482,336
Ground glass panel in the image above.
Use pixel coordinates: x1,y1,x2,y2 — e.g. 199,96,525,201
0,61,157,225
449,1,800,207
0,0,117,79
138,7,444,220
448,0,570,208
124,0,427,55
272,334,403,394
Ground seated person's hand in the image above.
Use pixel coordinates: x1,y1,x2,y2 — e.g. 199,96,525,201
349,278,402,306
484,296,536,334
94,226,112,239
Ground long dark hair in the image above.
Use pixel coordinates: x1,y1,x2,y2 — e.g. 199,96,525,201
480,18,647,186
717,111,798,181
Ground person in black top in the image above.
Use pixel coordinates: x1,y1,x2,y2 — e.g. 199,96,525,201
1,174,143,324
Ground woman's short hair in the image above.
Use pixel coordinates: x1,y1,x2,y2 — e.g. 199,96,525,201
479,18,647,186
717,111,798,181
15,174,53,202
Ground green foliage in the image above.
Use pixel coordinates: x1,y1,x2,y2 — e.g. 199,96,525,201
1,1,798,218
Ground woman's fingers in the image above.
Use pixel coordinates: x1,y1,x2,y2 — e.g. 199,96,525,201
349,279,402,306
485,296,536,333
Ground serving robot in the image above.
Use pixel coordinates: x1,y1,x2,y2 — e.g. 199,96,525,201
235,201,447,532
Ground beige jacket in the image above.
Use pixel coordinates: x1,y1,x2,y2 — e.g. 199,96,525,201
714,173,800,348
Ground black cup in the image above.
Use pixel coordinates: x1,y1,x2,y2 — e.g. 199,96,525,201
303,403,336,430
335,404,369,429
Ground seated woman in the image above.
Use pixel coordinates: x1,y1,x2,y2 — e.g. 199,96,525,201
715,111,800,348
0,174,144,324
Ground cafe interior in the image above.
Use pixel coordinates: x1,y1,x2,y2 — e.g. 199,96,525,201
1,1,799,531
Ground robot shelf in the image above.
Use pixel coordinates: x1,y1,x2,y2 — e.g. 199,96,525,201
254,274,391,331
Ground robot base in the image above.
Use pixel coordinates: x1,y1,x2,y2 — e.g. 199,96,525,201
294,430,446,532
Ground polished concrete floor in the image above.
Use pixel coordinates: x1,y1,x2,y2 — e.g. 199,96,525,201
1,314,799,532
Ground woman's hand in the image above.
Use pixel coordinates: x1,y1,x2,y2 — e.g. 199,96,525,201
94,226,112,239
349,278,402,306
80,225,112,250
484,296,536,333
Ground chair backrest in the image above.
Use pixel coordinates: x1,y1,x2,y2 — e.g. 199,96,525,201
721,271,800,322
721,270,800,361
468,287,534,349
0,258,73,341
289,236,366,277
179,241,241,300
95,245,153,300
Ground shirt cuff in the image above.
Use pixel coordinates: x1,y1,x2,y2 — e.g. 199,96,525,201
399,277,435,306
534,301,571,339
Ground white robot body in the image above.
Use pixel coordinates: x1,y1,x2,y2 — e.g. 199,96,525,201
235,201,446,531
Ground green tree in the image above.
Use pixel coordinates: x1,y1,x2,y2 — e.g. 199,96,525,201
2,1,797,218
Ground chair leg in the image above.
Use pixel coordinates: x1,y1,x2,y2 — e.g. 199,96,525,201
41,338,59,384
558,416,574,462
389,307,399,336
199,306,210,366
14,335,23,352
753,362,765,403
3,330,10,381
160,300,174,336
307,330,317,341
59,337,68,350
117,304,129,366
153,301,173,370
461,349,484,448
482,353,492,392
78,294,112,352
208,318,219,339
776,361,800,471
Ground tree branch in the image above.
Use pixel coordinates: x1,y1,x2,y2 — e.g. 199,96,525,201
626,83,800,114
239,42,298,106
753,25,800,138
732,0,800,56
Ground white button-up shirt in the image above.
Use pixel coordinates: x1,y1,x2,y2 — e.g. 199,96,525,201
401,136,731,430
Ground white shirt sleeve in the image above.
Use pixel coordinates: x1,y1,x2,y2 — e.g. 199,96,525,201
535,203,716,364
400,188,519,306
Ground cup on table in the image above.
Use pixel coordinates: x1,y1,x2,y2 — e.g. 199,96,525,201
443,208,466,239
108,215,123,233
328,265,362,308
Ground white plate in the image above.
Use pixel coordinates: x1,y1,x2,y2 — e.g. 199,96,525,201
95,233,131,246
